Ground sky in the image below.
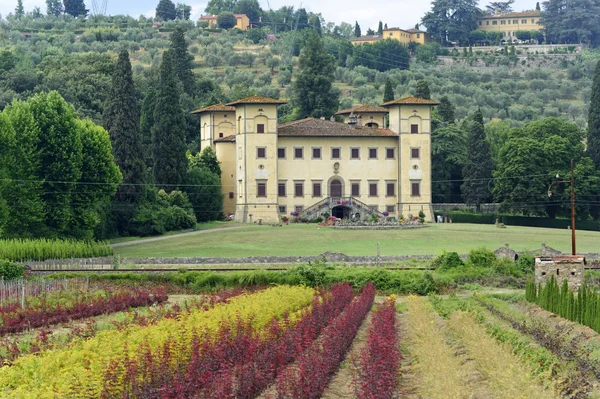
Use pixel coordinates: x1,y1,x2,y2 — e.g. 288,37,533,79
1,0,540,31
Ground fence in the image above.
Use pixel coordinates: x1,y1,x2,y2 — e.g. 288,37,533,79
0,277,90,308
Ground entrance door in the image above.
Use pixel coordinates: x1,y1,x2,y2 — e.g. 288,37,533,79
330,180,342,197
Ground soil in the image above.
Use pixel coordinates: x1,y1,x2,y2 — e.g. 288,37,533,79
396,312,420,399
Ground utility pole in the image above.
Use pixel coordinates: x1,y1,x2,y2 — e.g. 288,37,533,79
548,159,576,255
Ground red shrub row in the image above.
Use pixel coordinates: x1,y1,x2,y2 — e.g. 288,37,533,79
100,283,355,399
354,298,401,399
274,282,375,399
0,289,168,335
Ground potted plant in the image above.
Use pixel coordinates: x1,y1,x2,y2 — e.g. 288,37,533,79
281,215,289,225
418,210,425,224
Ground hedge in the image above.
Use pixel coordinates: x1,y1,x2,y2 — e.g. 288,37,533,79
434,211,600,231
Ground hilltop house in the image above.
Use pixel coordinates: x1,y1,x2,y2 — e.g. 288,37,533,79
199,13,251,30
476,11,543,40
193,95,438,224
351,27,429,46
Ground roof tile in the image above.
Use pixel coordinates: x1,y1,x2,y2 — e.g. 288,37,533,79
381,95,440,106
278,118,398,137
336,104,389,115
191,103,236,114
226,95,287,106
214,134,236,143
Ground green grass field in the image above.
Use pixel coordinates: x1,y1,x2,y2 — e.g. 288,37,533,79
113,223,600,258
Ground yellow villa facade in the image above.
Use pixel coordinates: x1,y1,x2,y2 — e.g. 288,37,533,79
194,95,438,224
476,11,543,39
199,13,251,30
351,28,429,46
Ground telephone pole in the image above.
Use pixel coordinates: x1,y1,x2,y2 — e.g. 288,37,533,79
548,159,576,255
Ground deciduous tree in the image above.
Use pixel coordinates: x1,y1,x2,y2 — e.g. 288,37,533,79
415,80,431,99
422,0,481,44
218,11,237,29
437,96,455,123
156,0,176,21
63,0,87,17
46,0,63,16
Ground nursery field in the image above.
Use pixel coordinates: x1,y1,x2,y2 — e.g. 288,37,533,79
3,274,600,398
113,223,600,258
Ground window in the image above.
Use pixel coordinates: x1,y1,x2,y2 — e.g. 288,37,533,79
279,205,286,214
411,148,420,159
313,181,322,197
294,181,304,197
492,20,497,25
229,192,234,199
410,124,419,134
411,182,420,197
294,147,303,159
257,124,265,134
386,148,395,159
389,33,393,37
522,19,527,24
219,133,224,138
312,147,322,159
507,19,511,24
386,205,395,213
369,182,378,197
531,19,535,23
257,147,266,159
368,148,377,159
417,33,421,38
351,182,360,196
278,147,286,159
486,21,489,25
238,180,242,197
257,182,266,197
386,182,395,197
331,147,341,159
351,148,360,159
501,20,506,25
513,19,518,24
278,182,286,197
478,21,482,25
294,205,303,213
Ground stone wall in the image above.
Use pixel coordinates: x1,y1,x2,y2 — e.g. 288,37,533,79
534,256,585,291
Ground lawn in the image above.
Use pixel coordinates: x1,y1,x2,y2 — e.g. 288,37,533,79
112,223,600,258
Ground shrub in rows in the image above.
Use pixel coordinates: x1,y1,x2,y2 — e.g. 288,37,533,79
526,277,600,333
354,295,401,399
0,238,113,261
0,288,168,335
100,283,354,398
274,282,375,399
0,286,314,398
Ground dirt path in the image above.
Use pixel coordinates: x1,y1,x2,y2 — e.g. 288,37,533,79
397,312,420,399
111,225,245,247
320,311,374,399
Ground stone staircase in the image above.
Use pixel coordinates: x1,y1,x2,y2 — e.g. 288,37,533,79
301,197,385,220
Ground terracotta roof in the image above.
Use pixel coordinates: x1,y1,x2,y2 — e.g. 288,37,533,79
405,28,425,34
381,95,440,106
200,14,248,20
278,118,398,137
191,103,235,114
350,35,382,42
214,134,236,143
480,11,541,19
335,105,389,115
226,96,287,106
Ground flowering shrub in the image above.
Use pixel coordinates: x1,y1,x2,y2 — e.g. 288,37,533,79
0,288,168,335
0,286,314,398
290,211,300,217
382,211,389,217
274,282,375,399
354,296,401,399
101,283,354,398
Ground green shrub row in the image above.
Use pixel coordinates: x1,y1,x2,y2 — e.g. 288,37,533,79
435,211,600,231
0,259,25,280
0,238,113,262
526,277,600,332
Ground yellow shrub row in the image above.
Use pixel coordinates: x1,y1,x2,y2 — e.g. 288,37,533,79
0,285,315,399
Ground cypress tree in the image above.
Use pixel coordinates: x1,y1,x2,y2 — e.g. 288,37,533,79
15,0,25,18
293,30,339,119
461,109,493,212
140,85,157,168
587,61,600,220
383,78,394,103
0,113,15,235
377,21,383,35
354,21,361,37
437,96,455,124
103,50,145,202
170,27,196,95
152,50,188,190
415,80,431,99
2,101,45,237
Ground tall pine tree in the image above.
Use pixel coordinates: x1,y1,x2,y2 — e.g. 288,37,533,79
377,21,383,35
15,0,25,18
354,21,361,37
293,30,339,119
438,96,456,124
152,50,188,189
170,27,196,95
587,60,600,220
415,80,431,99
461,109,493,211
383,78,394,103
